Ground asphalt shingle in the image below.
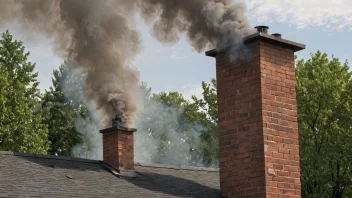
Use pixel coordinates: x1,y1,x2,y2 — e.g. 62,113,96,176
0,152,220,197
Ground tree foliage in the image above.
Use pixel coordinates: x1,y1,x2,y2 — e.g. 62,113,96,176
42,62,86,156
296,51,352,197
0,31,49,154
136,84,200,166
190,79,218,166
136,80,218,167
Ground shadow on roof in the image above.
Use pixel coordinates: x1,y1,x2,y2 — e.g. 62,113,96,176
124,171,220,197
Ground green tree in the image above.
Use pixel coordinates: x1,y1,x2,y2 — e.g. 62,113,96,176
136,81,218,167
151,81,219,167
0,31,49,154
190,78,218,166
136,86,199,166
42,62,85,156
296,51,352,197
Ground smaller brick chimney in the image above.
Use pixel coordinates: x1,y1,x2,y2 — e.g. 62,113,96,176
100,117,136,171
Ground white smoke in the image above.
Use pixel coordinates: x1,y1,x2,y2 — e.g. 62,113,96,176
59,65,103,160
60,66,206,165
71,106,103,160
133,87,206,167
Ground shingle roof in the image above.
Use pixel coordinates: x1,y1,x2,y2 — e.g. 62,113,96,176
0,151,220,197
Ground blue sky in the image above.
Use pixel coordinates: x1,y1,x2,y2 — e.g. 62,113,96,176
1,0,352,101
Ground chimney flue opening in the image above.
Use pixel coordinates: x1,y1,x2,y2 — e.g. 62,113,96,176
112,116,122,127
255,25,269,34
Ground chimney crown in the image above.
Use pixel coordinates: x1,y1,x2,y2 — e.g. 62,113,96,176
205,26,305,57
255,25,269,34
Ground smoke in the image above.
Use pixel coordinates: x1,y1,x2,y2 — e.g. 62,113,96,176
0,0,253,128
72,112,103,160
139,0,254,51
59,63,205,164
59,63,103,160
0,0,141,127
134,86,205,167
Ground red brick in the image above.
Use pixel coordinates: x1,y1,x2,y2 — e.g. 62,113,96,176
101,129,135,170
213,36,302,197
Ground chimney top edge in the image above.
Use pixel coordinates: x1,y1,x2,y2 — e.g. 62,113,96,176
255,25,269,29
272,33,282,38
100,125,137,133
205,33,305,57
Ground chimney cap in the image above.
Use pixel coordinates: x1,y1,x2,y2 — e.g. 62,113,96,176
255,26,269,33
272,33,282,38
205,33,305,57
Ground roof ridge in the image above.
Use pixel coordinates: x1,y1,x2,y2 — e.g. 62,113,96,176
0,151,101,164
135,162,219,172
0,151,219,171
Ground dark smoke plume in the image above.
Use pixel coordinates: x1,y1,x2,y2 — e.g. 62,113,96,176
0,0,253,127
139,0,254,51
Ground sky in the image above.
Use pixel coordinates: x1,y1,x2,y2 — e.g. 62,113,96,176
1,0,352,101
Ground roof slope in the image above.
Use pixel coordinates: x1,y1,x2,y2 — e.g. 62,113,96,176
0,151,220,197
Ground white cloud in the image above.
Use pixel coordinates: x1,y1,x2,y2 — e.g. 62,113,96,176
28,40,62,92
169,46,190,61
246,0,352,30
179,84,204,102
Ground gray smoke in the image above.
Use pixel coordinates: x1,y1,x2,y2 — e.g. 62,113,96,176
139,0,254,51
0,0,253,128
0,0,141,127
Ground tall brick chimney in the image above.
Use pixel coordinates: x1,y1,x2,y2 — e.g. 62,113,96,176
206,26,305,197
100,117,136,172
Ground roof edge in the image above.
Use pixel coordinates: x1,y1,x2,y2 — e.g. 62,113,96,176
0,151,101,164
1,151,219,172
0,151,14,155
135,162,219,172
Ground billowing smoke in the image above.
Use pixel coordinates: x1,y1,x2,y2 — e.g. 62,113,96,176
0,0,253,128
0,0,141,127
139,0,254,51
